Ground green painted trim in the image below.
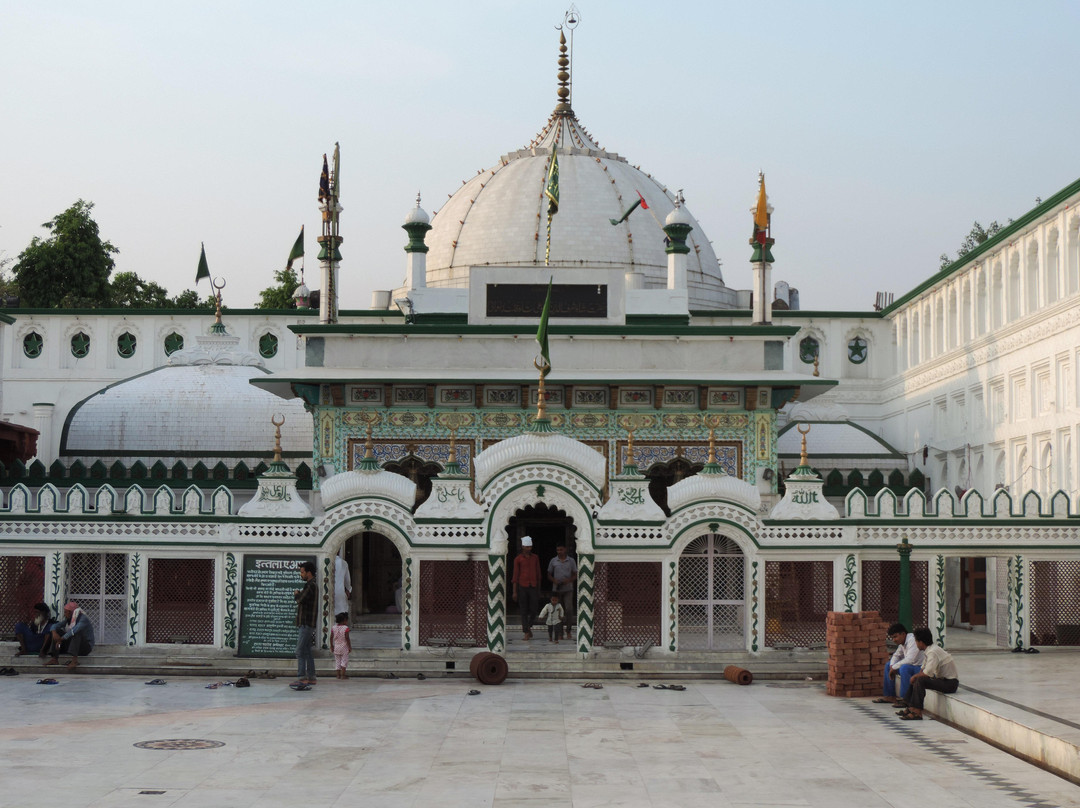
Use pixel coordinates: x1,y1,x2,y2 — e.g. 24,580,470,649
484,460,602,497
668,517,759,549
882,175,1080,315
626,314,690,326
412,312,468,325
595,519,667,526
483,479,593,536
0,514,313,524
288,322,801,338
773,310,881,319
0,312,16,324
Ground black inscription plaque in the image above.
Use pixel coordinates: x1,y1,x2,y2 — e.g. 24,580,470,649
238,554,317,658
486,283,607,318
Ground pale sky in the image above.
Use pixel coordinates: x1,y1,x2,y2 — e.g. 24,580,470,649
3,1,1078,311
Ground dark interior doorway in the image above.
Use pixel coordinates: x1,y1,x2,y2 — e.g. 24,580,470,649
960,557,987,626
505,503,577,622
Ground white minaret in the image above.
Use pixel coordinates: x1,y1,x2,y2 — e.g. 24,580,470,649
663,191,692,291
402,193,431,290
317,143,343,324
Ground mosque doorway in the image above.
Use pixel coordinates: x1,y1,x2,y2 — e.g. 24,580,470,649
342,531,403,648
505,503,578,651
677,535,745,651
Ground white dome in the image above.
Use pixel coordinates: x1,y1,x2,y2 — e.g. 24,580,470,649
405,203,430,225
424,110,733,307
61,364,313,466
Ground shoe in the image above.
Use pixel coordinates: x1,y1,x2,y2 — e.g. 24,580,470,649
871,698,894,704
416,673,426,680
467,689,480,696
235,677,250,688
145,679,167,686
900,713,923,720
290,683,311,691
382,672,398,679
36,678,59,685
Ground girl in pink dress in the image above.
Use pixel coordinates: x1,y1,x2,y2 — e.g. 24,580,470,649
330,612,351,679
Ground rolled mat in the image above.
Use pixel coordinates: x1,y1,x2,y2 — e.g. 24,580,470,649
724,665,753,686
470,651,493,679
476,653,509,685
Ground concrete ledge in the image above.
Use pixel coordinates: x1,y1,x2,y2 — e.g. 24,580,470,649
927,689,1080,786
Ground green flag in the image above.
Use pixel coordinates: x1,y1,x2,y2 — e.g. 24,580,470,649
536,278,552,375
544,150,559,215
196,243,210,284
286,225,304,269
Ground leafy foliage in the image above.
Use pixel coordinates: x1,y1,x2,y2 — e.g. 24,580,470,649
256,267,299,309
939,220,1008,270
14,200,117,307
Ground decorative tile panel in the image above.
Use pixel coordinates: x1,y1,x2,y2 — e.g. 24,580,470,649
618,387,653,407
437,386,474,406
662,413,701,430
708,388,742,407
482,412,523,429
341,411,381,427
347,385,384,405
349,438,474,478
662,387,697,407
704,413,750,430
387,411,429,428
574,387,608,406
529,385,564,405
570,412,609,429
618,441,741,477
484,386,521,407
393,386,427,404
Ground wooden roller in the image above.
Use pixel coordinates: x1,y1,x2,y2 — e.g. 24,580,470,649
724,665,753,686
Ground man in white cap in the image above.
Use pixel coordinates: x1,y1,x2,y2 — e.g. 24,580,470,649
511,536,541,641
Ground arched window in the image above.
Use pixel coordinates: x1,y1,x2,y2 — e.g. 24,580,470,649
847,336,868,364
798,336,819,365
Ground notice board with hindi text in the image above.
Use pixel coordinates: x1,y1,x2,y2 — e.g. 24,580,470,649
238,554,317,658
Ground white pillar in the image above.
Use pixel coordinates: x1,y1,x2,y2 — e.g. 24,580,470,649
32,402,54,465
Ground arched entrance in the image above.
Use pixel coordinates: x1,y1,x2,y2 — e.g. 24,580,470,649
505,503,578,649
677,534,745,650
340,531,403,648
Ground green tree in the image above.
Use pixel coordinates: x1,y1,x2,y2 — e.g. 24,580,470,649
171,289,216,309
256,267,299,309
109,271,173,308
939,220,1007,270
14,200,117,307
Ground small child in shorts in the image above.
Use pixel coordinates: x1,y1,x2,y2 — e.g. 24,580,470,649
330,612,351,679
537,593,565,643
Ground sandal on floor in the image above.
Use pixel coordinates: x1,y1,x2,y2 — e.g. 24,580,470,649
894,700,909,708
467,689,481,696
900,712,922,720
205,682,222,689
653,684,669,690
289,683,311,691
145,679,167,686
668,685,686,691
637,683,650,688
871,698,893,704
36,678,59,685
582,682,603,689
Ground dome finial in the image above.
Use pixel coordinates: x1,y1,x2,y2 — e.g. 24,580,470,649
554,7,579,115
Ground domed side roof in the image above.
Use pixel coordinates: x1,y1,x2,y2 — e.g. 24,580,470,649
424,113,732,308
60,365,312,461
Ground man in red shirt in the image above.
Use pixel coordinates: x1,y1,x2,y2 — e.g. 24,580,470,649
511,536,541,641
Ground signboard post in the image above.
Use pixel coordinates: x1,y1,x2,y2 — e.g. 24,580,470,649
238,554,318,658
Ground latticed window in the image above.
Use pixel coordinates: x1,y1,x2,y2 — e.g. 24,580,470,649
417,559,487,647
0,555,45,633
594,562,662,647
1029,559,1080,646
116,331,137,358
146,558,215,644
22,331,43,358
678,535,745,650
259,332,278,358
764,560,832,647
860,559,928,628
163,332,184,356
66,552,128,644
70,331,90,358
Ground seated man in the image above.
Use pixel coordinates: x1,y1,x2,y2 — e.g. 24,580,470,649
899,628,959,720
45,601,95,671
14,603,55,656
873,622,924,705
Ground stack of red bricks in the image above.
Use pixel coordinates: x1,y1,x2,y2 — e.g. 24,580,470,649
825,610,890,697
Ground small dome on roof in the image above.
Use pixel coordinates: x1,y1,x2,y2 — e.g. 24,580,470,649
405,201,430,226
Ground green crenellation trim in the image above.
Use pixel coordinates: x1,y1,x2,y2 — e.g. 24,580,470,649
288,322,801,338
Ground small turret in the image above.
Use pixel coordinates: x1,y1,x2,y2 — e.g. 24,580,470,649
663,190,692,291
402,192,431,290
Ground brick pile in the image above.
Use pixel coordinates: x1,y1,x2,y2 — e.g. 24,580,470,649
825,610,890,697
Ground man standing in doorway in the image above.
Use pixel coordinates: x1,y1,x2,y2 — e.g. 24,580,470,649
547,544,577,641
512,536,541,641
293,560,318,685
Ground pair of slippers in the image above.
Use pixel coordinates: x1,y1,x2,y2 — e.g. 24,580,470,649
653,684,686,691
245,670,276,680
146,679,167,686
582,682,604,689
36,678,58,685
897,709,923,720
0,667,19,676
290,682,312,691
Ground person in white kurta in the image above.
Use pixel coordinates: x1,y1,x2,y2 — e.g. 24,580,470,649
334,555,352,618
